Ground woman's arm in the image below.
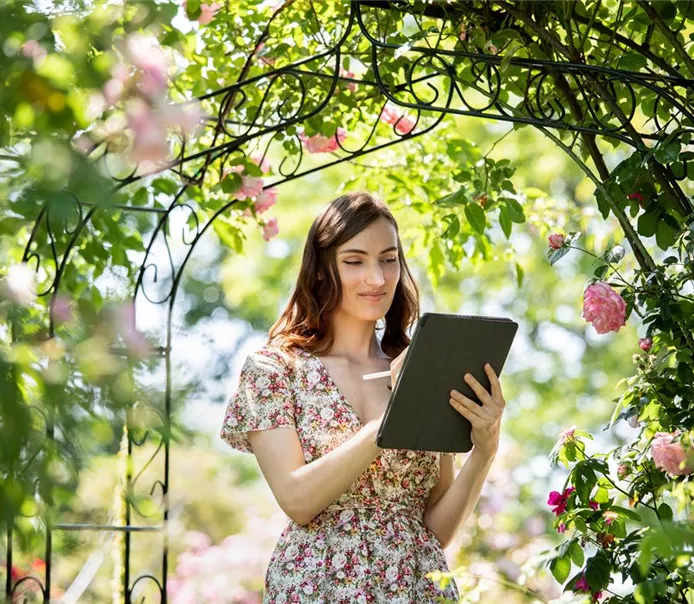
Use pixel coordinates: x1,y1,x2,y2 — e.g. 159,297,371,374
423,449,496,549
248,419,382,526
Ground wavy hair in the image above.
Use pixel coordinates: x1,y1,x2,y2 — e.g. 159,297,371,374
267,191,419,359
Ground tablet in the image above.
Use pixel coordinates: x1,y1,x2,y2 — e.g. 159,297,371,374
376,313,518,453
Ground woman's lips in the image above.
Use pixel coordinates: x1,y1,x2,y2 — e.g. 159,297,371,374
359,293,386,302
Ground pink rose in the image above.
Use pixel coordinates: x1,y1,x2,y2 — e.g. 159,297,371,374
299,128,347,154
198,2,222,24
627,192,645,203
379,104,416,135
125,99,169,166
639,337,652,351
581,281,627,334
254,187,277,214
651,431,693,476
548,233,565,249
250,152,271,174
262,217,279,242
122,34,168,100
236,176,264,200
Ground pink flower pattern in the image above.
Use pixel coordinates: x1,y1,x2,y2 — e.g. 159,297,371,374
299,129,347,154
220,347,459,602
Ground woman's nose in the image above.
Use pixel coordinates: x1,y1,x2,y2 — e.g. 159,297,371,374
365,263,386,286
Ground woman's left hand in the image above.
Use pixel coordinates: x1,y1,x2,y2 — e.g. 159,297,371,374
449,363,506,458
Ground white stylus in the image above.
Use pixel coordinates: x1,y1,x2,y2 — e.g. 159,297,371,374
362,370,391,381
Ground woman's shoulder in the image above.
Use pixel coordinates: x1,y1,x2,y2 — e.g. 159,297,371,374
244,344,308,375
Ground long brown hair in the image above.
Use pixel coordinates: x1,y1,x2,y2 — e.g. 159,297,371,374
267,191,419,359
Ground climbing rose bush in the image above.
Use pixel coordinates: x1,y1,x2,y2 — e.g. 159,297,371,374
544,228,694,604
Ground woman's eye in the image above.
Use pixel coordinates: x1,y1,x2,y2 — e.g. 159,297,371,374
344,261,362,265
384,257,397,263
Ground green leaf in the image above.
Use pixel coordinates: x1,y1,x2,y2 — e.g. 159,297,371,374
515,262,524,288
504,198,525,223
185,0,201,19
618,53,647,71
569,540,584,567
655,217,679,250
658,503,673,521
655,141,681,164
441,214,460,238
637,210,659,237
547,247,570,265
585,551,611,590
611,506,642,522
434,189,467,207
499,208,512,239
573,464,596,504
464,203,486,234
549,555,571,584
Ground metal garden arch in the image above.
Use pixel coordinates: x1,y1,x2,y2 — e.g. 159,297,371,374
7,0,693,601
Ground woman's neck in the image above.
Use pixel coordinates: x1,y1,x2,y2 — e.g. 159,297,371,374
325,312,384,362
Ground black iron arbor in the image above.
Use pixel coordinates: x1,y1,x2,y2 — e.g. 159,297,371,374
7,0,693,601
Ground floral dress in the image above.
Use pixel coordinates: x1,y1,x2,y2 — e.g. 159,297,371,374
220,346,460,604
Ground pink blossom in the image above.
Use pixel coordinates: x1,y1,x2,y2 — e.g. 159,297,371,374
236,176,264,200
651,431,693,476
639,337,653,351
603,511,618,526
379,104,415,135
183,531,211,553
589,501,599,510
484,41,499,55
52,294,74,325
126,99,169,167
340,68,356,92
262,217,279,241
254,187,277,213
161,101,205,137
547,487,575,516
557,522,566,533
250,153,271,173
114,302,153,360
21,40,47,63
548,233,565,249
198,2,223,24
574,573,603,602
253,42,276,66
581,281,627,334
627,192,645,203
559,426,575,444
299,128,347,153
122,34,168,100
103,63,130,106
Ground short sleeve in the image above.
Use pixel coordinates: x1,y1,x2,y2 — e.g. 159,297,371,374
219,348,297,454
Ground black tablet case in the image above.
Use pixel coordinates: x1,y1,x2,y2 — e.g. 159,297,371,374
376,313,518,453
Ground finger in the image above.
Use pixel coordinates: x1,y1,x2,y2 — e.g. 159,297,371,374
463,373,496,408
484,363,503,402
450,391,488,420
449,398,485,426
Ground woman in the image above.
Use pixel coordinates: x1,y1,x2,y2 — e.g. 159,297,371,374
220,192,506,603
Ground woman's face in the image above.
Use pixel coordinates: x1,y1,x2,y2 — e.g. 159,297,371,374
333,216,401,322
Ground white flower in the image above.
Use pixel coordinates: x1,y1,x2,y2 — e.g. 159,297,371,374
331,552,347,569
339,509,354,523
256,375,270,389
258,418,271,430
302,584,314,595
285,544,299,558
306,369,321,384
386,565,398,582
1,263,37,306
225,415,238,428
320,407,334,421
276,594,287,604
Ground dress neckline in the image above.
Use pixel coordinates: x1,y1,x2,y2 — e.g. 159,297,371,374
303,350,366,428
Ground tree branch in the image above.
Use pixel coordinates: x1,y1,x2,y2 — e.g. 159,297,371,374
637,0,694,76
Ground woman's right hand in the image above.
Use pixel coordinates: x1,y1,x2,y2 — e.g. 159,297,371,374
389,345,409,391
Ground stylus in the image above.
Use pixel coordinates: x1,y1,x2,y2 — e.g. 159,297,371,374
362,370,391,381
